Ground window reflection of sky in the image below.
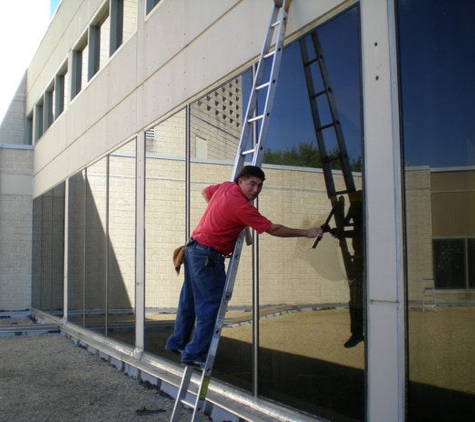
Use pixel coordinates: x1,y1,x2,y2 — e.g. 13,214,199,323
264,6,362,167
398,0,475,168
248,0,475,169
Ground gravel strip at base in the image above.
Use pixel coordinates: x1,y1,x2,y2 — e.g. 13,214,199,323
0,333,206,422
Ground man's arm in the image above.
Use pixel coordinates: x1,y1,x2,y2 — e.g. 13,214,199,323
266,223,323,239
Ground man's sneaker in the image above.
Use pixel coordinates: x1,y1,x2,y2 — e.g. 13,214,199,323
181,355,206,368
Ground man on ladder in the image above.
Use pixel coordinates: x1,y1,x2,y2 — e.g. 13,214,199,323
167,1,325,420
166,166,323,366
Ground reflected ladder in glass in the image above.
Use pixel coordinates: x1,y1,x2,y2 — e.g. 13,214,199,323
299,32,356,199
299,31,366,350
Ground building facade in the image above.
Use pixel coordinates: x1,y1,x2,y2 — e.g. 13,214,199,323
0,0,474,421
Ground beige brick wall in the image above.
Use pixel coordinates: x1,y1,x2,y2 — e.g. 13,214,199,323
0,74,29,145
0,146,33,311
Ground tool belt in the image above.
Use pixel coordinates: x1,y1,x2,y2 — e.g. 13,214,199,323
186,238,221,268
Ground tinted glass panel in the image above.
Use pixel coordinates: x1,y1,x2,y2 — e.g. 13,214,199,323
107,140,136,346
398,0,475,420
31,184,65,315
85,158,108,333
259,7,364,420
68,171,87,325
144,110,186,356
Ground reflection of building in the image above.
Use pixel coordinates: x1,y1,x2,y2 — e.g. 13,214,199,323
191,77,243,160
406,167,475,304
0,1,474,421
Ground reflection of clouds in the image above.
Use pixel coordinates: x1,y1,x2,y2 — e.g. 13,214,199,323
294,216,347,282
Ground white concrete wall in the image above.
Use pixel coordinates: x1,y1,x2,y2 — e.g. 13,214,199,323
30,0,350,197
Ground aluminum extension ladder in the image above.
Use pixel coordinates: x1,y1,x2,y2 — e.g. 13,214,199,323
170,1,291,421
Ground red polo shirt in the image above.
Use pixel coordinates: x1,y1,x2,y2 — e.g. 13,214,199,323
191,181,272,255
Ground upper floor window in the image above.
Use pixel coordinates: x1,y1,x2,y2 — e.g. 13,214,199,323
146,0,161,15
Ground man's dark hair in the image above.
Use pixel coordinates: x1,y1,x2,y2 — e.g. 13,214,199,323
234,165,266,183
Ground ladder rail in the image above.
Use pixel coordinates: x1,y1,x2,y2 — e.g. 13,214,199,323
191,231,245,420
252,4,288,167
170,366,194,422
232,3,289,176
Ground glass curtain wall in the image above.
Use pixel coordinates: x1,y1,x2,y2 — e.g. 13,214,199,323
85,158,108,334
31,183,65,315
107,140,136,344
68,171,87,325
257,7,364,420
397,1,475,420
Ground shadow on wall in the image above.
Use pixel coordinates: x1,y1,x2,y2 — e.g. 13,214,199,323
70,168,134,317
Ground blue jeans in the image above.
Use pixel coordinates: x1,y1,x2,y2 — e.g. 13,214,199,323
166,240,226,363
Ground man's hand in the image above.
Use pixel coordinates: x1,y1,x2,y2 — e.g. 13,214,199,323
305,226,324,238
266,224,324,238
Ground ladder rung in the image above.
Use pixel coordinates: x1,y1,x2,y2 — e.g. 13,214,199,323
271,19,282,28
316,121,337,131
256,81,271,91
264,50,276,59
333,189,351,196
310,89,327,99
304,57,318,67
248,114,265,123
323,155,342,163
180,398,194,407
241,148,256,156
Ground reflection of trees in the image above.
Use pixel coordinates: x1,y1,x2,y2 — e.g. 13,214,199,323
264,141,362,171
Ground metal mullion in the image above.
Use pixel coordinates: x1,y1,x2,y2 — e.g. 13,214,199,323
185,104,191,240
105,156,110,336
251,61,260,396
82,169,87,327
